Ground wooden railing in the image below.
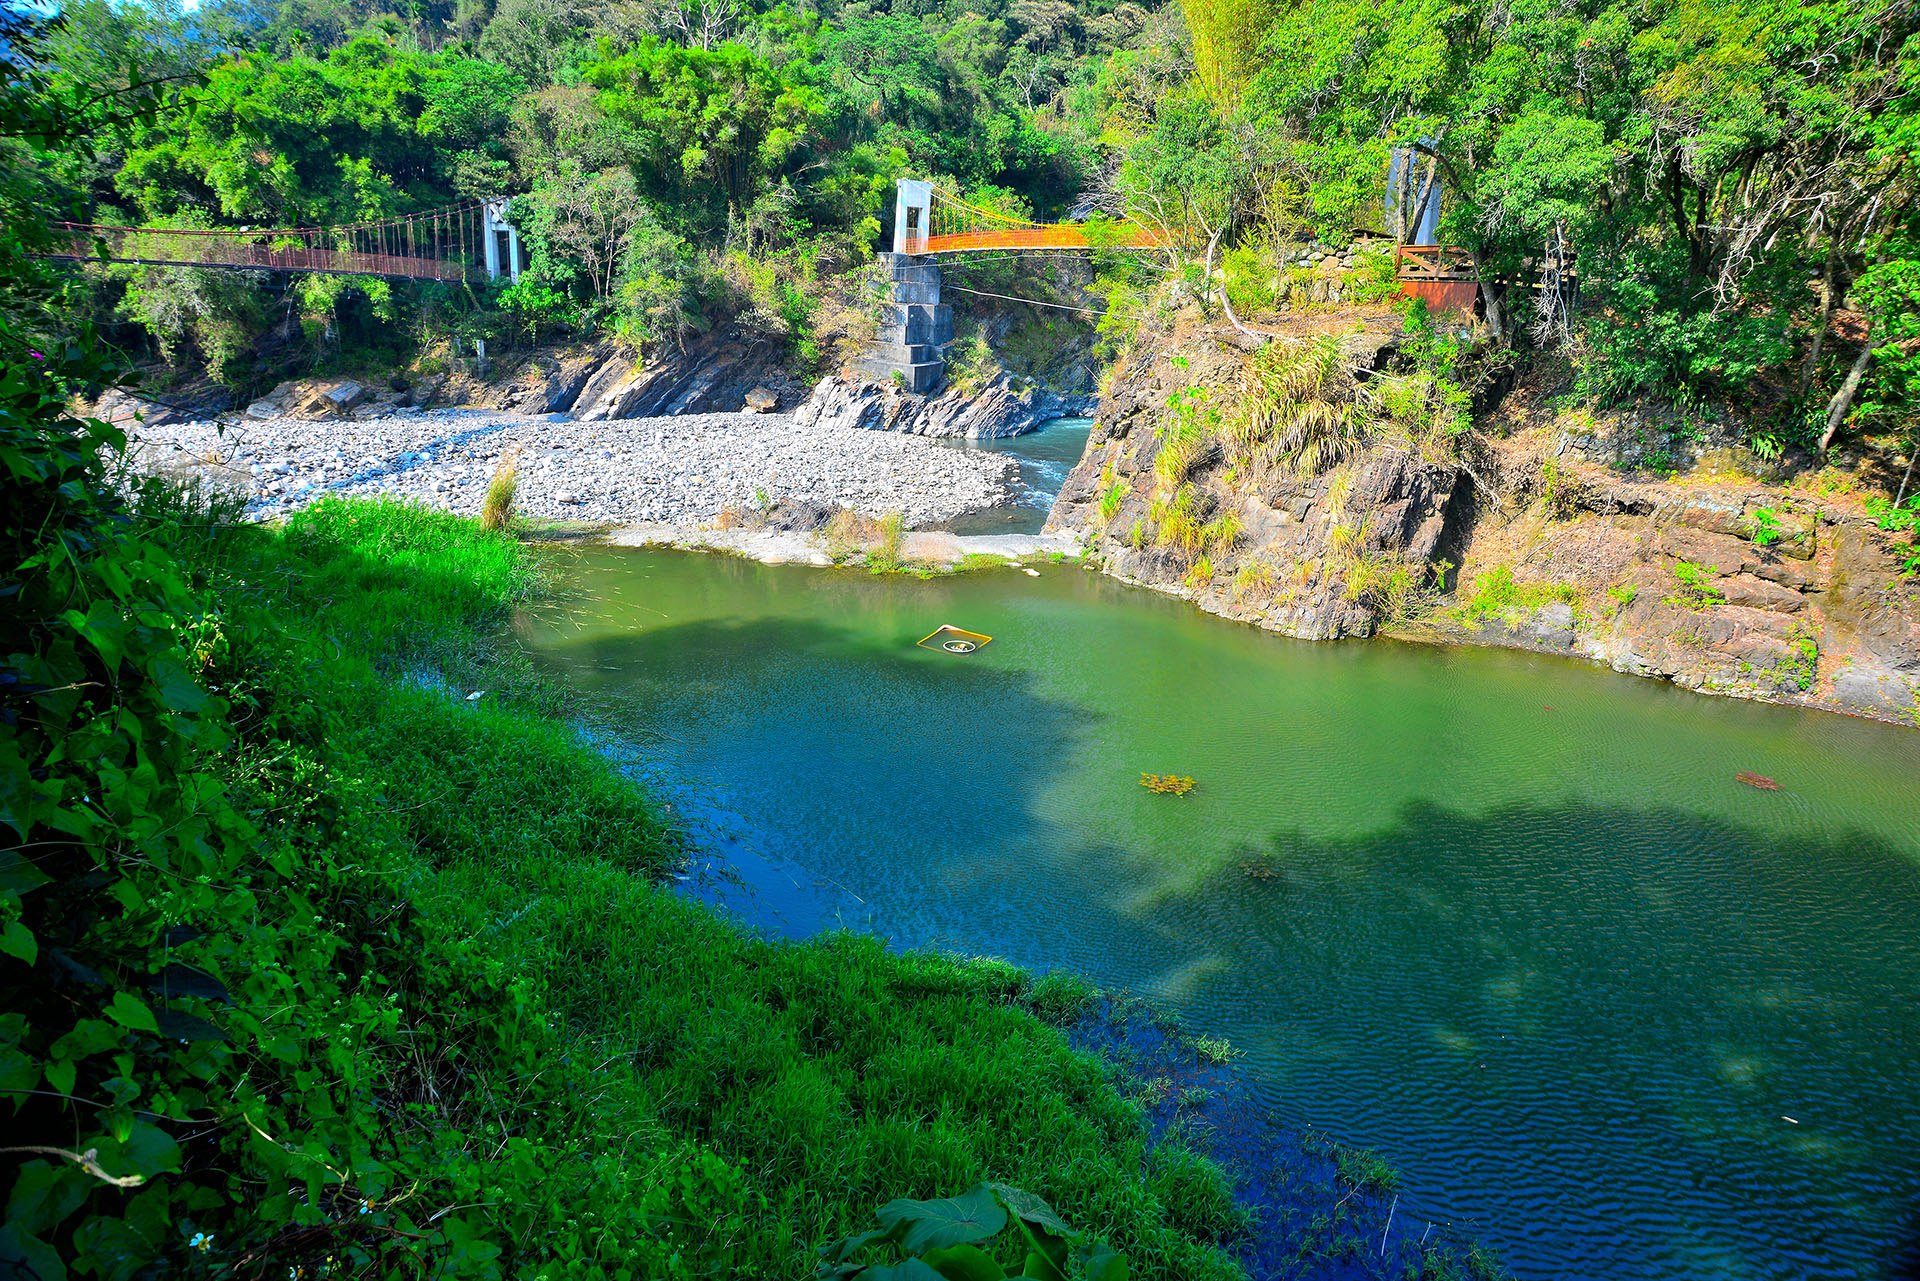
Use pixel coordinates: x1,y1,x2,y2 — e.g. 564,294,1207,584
1394,245,1478,282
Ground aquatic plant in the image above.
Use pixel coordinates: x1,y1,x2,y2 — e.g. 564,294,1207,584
1191,1035,1242,1064
1333,1145,1402,1195
1140,773,1197,795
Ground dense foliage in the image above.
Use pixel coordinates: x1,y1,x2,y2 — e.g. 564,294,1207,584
36,0,1157,380
26,0,1920,452
3,17,1255,1275
1121,0,1920,450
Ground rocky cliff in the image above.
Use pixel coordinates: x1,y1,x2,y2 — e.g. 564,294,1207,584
795,370,1093,439
1047,329,1920,726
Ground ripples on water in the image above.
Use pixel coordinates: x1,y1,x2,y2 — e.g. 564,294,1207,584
517,548,1920,1281
933,415,1094,535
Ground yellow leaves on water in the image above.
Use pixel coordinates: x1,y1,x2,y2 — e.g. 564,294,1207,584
1139,773,1196,796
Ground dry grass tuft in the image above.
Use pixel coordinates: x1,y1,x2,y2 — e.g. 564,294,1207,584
480,448,520,532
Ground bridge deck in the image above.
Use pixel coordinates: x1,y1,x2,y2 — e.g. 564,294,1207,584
903,227,1165,255
50,225,478,282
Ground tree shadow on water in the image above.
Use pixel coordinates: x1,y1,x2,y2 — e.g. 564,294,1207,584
524,612,1101,951
1103,800,1920,1281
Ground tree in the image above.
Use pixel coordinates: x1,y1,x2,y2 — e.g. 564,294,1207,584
586,38,820,239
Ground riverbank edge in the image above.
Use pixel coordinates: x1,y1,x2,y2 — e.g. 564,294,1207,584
1074,551,1920,729
564,683,1504,1281
603,520,1085,569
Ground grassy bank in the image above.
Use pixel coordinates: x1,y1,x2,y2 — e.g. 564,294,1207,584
4,490,1245,1278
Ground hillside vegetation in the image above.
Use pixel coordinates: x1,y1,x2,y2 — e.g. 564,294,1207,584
15,0,1920,472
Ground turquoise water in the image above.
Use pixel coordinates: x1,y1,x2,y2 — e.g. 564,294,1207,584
515,546,1920,1281
934,415,1095,534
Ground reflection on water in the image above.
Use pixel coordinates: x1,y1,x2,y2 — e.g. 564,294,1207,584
516,546,1920,1281
934,415,1094,534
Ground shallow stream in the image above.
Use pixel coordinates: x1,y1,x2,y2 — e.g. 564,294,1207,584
932,415,1095,534
516,547,1920,1281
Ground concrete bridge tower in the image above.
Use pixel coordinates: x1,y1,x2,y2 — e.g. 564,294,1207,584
851,180,952,393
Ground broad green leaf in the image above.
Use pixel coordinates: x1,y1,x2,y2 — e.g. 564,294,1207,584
861,1261,947,1281
877,1186,1008,1253
1082,1243,1129,1281
6,1161,91,1236
0,848,52,894
921,1243,1006,1281
987,1185,1074,1238
1020,1250,1065,1281
0,1224,67,1281
106,991,159,1034
43,1056,75,1098
0,921,36,966
822,1229,884,1264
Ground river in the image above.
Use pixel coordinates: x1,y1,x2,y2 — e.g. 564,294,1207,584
515,544,1920,1281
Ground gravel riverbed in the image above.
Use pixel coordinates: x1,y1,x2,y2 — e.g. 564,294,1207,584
127,407,1023,527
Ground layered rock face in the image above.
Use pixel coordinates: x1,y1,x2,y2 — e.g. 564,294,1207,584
1447,477,1920,723
1045,346,1462,639
567,333,801,420
1046,337,1920,726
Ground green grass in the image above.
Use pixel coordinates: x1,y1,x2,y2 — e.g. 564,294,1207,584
100,495,1248,1278
1450,563,1580,624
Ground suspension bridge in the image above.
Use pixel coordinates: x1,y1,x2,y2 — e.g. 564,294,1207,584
891,180,1165,255
46,198,526,284
45,178,1479,394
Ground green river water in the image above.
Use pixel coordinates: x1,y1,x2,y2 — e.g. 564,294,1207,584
515,544,1920,1281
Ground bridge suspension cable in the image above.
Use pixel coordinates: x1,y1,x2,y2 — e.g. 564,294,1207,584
45,198,519,282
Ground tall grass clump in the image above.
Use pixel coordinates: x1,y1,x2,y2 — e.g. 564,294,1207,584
872,508,907,572
1231,335,1373,478
481,446,520,530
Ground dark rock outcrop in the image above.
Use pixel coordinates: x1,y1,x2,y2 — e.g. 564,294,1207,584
568,332,801,421
796,370,1094,439
1046,342,1462,640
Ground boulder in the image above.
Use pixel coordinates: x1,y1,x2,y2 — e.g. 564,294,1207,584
245,382,297,420
744,386,779,413
320,380,367,415
93,387,216,428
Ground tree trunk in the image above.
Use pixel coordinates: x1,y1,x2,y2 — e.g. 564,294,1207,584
1799,235,1842,398
1471,246,1504,341
1818,341,1874,456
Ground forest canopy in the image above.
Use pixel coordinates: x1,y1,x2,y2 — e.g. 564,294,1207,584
16,0,1920,450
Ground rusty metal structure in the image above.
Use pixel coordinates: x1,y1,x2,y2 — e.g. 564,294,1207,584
45,198,525,283
1393,244,1480,314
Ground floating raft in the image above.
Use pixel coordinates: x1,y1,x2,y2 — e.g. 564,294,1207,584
918,625,992,654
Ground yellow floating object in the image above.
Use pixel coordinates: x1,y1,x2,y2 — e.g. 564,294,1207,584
917,624,992,654
1140,773,1196,796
